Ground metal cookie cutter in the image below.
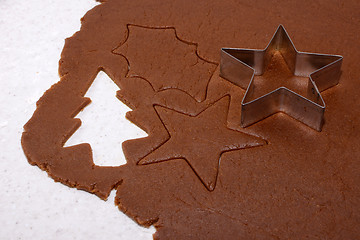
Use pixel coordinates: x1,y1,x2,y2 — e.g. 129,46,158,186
220,25,343,131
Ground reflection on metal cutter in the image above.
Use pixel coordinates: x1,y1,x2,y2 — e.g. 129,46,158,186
220,25,343,131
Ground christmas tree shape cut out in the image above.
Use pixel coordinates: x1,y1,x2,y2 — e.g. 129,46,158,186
65,71,148,166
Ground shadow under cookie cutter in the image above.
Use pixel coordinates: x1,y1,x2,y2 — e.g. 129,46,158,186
220,25,343,131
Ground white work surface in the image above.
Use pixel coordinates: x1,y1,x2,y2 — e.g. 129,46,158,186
0,1,154,239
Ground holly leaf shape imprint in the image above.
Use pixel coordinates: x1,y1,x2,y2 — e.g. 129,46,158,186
113,25,217,102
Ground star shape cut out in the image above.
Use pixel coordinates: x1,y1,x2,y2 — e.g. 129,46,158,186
220,25,343,131
138,96,265,191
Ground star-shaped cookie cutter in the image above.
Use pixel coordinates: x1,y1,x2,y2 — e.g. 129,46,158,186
220,25,343,131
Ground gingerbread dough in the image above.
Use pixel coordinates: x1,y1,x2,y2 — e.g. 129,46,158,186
22,0,360,239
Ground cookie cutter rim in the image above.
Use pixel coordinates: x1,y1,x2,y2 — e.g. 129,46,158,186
220,25,343,131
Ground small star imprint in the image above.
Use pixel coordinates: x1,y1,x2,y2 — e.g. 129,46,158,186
138,96,265,191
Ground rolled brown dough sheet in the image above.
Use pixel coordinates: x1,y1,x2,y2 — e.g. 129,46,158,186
22,0,360,239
